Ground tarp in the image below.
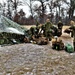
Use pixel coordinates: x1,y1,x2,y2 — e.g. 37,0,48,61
0,15,28,35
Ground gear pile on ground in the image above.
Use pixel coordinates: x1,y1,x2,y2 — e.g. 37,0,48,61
0,15,63,45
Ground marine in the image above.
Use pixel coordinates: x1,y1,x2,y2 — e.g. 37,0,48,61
44,19,53,40
63,20,75,51
69,20,75,51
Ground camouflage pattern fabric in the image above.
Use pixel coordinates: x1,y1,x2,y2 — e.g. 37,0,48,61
69,25,75,42
0,32,25,45
1,15,27,35
44,22,53,38
69,25,75,51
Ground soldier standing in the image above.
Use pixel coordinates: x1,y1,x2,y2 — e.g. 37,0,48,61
44,19,53,39
69,20,75,51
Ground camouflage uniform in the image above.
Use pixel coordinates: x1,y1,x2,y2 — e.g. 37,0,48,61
69,21,75,51
44,20,53,39
29,26,41,39
28,27,36,40
36,21,39,26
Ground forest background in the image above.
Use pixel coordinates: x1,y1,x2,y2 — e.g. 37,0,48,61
0,0,75,25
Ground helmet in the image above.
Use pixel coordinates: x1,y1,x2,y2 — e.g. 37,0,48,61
58,21,62,23
46,19,50,22
54,36,58,39
70,20,75,25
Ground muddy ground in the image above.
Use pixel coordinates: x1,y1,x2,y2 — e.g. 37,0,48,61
0,26,75,75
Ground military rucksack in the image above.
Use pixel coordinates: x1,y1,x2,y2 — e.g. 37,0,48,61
65,44,74,53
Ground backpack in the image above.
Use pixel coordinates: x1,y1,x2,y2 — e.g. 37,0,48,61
65,44,74,53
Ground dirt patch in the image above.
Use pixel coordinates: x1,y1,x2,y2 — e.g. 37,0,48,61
0,43,75,75
0,26,75,75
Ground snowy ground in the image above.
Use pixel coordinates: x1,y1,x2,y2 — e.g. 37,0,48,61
0,26,75,75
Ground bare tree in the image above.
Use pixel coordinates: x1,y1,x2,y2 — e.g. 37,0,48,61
47,0,54,22
6,0,13,19
48,0,69,23
68,0,75,19
32,0,49,23
22,0,34,18
13,9,26,24
4,0,22,19
0,2,6,16
47,0,53,14
12,0,23,13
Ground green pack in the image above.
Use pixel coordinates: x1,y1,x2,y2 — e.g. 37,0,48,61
65,44,74,53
